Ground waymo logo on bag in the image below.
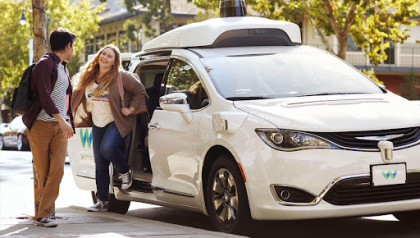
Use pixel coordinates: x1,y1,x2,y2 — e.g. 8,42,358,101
80,129,92,148
382,170,398,179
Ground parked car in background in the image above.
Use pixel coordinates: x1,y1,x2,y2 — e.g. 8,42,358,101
0,116,30,151
0,123,8,149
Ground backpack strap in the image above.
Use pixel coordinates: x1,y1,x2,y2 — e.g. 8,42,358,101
46,55,56,85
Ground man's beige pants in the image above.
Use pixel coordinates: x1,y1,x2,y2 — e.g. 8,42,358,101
27,120,67,219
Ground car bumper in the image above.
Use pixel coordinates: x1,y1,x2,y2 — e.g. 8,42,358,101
233,135,420,220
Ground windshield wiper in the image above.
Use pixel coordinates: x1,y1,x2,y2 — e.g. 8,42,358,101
297,92,365,97
226,96,269,101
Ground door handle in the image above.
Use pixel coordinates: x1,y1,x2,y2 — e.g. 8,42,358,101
148,123,160,129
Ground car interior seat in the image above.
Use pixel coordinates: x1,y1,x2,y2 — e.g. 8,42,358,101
146,73,164,117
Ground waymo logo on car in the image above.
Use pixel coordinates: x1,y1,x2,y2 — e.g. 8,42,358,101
382,170,398,179
80,129,92,148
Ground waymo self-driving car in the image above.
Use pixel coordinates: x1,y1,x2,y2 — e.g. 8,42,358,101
69,0,420,234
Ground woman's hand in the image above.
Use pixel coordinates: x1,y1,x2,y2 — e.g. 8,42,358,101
121,107,134,116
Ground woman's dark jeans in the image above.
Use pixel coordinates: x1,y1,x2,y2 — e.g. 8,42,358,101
92,122,129,201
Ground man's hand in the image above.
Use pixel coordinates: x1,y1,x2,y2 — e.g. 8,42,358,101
53,114,73,138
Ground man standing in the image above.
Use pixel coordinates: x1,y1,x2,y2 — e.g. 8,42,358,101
23,27,76,227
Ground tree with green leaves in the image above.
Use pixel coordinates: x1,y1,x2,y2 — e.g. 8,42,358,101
123,19,142,51
195,0,418,66
99,0,172,38
191,0,219,21
0,0,104,107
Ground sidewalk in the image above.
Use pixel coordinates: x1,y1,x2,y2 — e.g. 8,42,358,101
0,206,242,237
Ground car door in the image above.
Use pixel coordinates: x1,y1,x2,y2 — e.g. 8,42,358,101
148,57,210,207
68,127,97,191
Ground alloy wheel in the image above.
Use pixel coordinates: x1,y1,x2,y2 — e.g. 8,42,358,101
211,168,239,227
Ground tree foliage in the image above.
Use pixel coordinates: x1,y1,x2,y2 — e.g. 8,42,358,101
194,0,418,66
0,0,104,107
191,0,219,21
119,0,172,38
123,19,142,51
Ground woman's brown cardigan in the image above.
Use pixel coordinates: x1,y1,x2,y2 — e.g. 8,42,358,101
71,71,146,138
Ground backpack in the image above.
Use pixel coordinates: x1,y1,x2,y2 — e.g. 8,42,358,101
11,55,55,115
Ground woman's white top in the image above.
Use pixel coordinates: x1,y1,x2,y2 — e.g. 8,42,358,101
85,82,114,127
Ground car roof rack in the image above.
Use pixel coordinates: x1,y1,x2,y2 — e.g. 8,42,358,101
142,16,301,52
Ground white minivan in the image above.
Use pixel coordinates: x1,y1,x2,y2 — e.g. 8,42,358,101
69,0,420,234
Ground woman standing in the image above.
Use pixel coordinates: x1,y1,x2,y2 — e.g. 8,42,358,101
71,45,145,212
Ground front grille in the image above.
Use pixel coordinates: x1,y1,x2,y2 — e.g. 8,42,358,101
323,172,420,205
314,127,420,150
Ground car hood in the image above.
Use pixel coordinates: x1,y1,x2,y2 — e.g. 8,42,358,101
233,94,420,132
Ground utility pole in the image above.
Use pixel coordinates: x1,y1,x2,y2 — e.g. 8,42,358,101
32,0,48,62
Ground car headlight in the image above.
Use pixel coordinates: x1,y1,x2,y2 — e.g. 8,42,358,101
255,129,337,151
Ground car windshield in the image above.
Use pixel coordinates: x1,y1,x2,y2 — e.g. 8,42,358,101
199,47,383,100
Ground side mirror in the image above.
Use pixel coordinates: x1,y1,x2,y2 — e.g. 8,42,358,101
159,93,192,123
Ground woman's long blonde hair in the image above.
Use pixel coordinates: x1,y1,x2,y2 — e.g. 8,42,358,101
76,44,121,96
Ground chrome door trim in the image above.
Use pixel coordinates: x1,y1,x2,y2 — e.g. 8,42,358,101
153,187,195,198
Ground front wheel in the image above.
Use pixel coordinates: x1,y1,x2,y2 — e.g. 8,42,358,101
206,154,251,234
393,210,420,227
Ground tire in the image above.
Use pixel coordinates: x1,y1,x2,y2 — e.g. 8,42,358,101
206,154,251,234
0,135,4,150
393,210,420,227
107,193,130,214
91,191,130,214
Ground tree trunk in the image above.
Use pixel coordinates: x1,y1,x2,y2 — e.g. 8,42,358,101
32,0,48,62
337,35,348,60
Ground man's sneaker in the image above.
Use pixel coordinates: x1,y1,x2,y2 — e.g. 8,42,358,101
120,169,133,189
87,200,108,212
50,211,56,220
35,217,57,227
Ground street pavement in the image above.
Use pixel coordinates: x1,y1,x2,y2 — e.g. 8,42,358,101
1,150,420,238
0,150,240,238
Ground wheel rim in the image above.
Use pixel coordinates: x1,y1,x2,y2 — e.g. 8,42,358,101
17,135,22,150
211,168,239,228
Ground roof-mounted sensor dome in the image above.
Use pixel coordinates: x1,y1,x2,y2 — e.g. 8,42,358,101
219,0,247,18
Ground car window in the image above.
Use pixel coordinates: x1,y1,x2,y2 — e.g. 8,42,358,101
200,48,384,100
166,59,209,110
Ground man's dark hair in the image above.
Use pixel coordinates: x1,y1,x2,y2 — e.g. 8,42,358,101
49,27,77,51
